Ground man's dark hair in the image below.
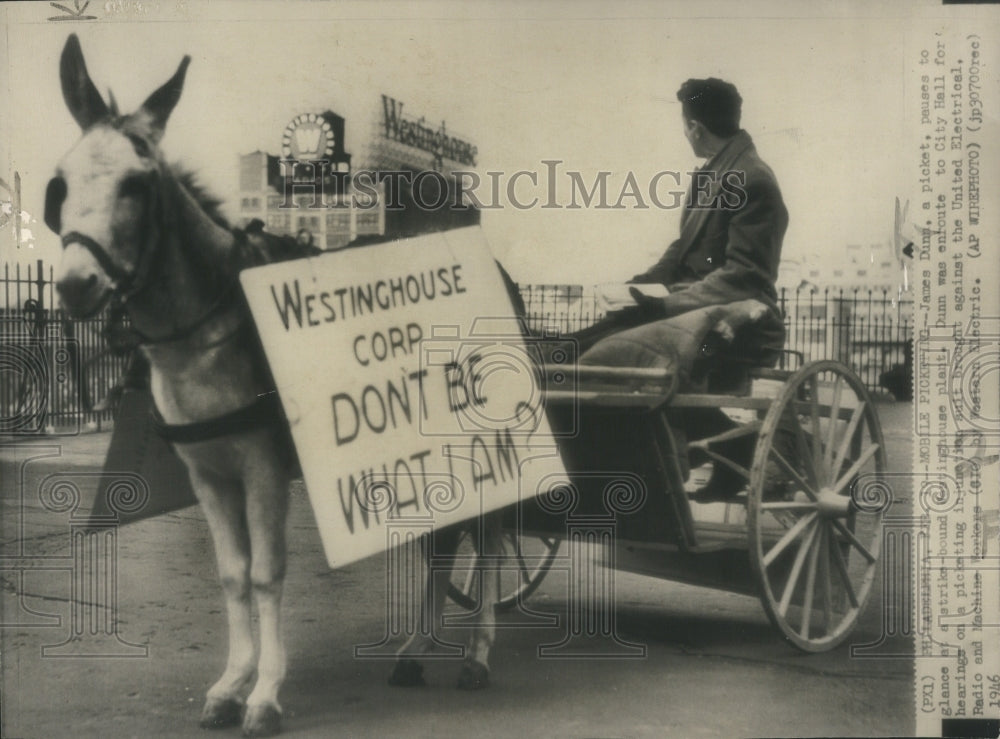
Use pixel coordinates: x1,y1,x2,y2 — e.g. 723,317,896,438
676,78,742,137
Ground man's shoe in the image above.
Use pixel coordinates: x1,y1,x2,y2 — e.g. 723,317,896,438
690,463,747,503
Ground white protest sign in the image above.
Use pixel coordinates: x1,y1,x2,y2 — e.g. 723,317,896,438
240,227,567,568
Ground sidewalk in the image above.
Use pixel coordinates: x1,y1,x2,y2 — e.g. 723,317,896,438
1,401,915,738
0,428,113,474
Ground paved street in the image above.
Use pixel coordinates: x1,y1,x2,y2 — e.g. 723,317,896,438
1,400,913,738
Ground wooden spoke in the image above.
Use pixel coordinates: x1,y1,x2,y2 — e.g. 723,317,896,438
770,446,819,501
830,518,877,564
701,449,751,479
827,530,859,608
460,567,477,597
830,442,880,496
792,413,821,489
689,420,763,449
822,377,845,481
778,521,819,618
748,361,884,651
763,511,819,568
819,525,833,630
799,522,823,638
515,548,531,584
809,378,822,480
760,501,818,512
832,401,867,477
447,530,559,612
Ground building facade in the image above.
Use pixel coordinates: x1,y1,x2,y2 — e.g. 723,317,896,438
237,96,480,250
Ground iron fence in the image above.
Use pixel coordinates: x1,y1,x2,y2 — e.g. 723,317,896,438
1,261,126,434
518,284,913,396
1,260,913,436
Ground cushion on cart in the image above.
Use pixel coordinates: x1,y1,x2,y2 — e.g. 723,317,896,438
578,299,771,389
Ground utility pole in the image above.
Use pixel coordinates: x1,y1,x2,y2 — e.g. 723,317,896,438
14,171,21,250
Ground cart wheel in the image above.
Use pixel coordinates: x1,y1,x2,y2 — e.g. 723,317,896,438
748,360,888,652
446,527,560,612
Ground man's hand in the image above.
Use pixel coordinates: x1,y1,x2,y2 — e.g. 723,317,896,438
628,286,669,318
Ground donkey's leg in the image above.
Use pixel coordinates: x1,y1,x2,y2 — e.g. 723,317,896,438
390,525,462,686
457,510,502,690
188,470,254,729
242,449,291,738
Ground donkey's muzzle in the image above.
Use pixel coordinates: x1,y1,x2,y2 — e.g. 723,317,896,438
56,272,107,318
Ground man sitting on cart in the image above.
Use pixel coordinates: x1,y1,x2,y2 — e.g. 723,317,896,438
581,78,786,358
576,77,790,500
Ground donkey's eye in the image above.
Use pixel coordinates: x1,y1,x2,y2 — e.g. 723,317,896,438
125,133,151,158
119,175,149,199
44,176,67,234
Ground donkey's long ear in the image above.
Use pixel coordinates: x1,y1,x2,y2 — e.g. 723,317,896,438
60,34,109,130
135,55,191,142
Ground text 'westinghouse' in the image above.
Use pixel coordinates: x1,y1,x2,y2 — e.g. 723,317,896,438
269,263,466,330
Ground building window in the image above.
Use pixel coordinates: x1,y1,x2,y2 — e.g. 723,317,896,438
294,193,319,209
356,212,379,234
326,213,350,231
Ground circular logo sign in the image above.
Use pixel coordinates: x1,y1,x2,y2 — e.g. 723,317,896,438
282,113,335,160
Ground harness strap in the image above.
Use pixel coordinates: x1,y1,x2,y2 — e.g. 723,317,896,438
62,231,134,287
131,279,243,346
151,392,282,444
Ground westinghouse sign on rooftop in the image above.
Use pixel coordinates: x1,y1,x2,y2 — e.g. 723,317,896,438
380,95,478,167
240,227,565,568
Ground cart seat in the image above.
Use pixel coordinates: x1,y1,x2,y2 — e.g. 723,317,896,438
575,299,777,397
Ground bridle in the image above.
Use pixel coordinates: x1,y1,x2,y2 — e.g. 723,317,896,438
124,276,245,348
47,131,253,348
54,191,249,348
63,219,281,444
61,225,249,349
60,229,152,298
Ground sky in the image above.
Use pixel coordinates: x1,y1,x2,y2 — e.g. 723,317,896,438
0,0,987,284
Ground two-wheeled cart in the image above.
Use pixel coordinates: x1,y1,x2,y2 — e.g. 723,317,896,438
448,357,887,652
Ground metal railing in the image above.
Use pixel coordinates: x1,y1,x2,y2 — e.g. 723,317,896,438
518,283,913,396
1,261,914,436
1,261,126,434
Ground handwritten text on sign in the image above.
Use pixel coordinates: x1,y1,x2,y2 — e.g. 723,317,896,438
240,227,565,568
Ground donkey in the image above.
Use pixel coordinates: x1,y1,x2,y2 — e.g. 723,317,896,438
49,34,500,736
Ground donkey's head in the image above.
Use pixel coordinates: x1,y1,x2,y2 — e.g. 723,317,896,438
48,34,190,317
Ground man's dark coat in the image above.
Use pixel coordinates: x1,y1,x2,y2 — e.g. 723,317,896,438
632,130,787,318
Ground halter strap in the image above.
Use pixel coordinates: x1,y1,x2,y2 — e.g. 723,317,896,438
78,228,252,347
60,179,161,299
132,229,250,345
61,231,134,288
128,278,244,346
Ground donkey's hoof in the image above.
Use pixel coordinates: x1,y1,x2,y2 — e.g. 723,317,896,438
242,703,282,737
456,659,489,690
199,697,243,730
388,658,425,687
